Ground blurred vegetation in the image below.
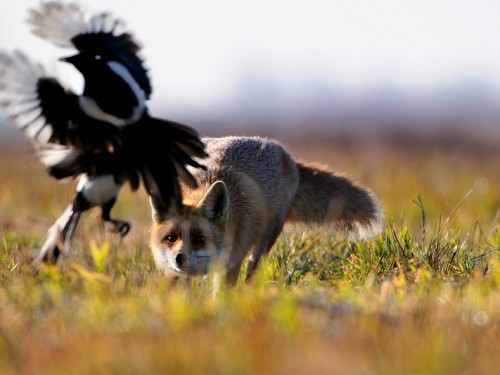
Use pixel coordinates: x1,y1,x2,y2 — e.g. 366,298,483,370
0,136,499,375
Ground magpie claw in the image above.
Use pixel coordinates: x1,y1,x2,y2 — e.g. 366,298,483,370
41,245,61,264
118,222,131,238
105,220,131,239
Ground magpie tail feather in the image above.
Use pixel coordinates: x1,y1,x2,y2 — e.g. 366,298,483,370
126,117,207,208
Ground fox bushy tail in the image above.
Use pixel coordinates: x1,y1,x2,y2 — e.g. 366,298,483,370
287,162,382,240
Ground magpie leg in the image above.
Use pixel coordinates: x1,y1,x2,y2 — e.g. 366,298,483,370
34,203,81,265
101,198,130,239
62,210,81,257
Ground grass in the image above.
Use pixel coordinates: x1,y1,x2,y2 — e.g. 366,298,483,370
0,138,499,374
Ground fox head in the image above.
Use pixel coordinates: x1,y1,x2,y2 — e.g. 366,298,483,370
150,181,229,276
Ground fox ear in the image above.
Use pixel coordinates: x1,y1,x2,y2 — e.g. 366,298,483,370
150,195,178,222
198,181,229,221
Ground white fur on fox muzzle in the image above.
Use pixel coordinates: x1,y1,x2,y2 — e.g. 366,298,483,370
152,246,220,277
153,250,183,276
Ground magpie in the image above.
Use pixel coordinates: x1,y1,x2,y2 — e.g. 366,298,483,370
0,51,128,263
0,2,207,264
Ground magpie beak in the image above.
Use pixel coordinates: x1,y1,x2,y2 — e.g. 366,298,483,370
59,54,79,64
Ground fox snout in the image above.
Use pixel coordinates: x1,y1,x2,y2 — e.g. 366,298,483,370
151,217,223,276
154,246,216,276
175,252,188,267
173,251,197,274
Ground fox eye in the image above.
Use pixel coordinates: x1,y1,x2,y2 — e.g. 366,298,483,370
94,54,102,60
192,235,206,245
163,233,177,244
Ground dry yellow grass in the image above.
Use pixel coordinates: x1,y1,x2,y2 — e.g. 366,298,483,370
1,136,499,374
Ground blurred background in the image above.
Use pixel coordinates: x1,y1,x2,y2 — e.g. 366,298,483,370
1,0,499,149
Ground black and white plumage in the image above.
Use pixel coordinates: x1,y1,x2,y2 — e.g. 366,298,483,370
0,50,132,262
26,2,207,198
0,2,206,264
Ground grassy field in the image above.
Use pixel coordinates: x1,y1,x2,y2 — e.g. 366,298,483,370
1,136,499,374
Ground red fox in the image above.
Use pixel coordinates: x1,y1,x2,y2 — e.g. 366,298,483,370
150,136,382,285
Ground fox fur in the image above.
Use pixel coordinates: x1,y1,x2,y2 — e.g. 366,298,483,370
150,136,382,285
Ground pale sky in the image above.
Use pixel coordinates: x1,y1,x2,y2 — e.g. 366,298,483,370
1,0,500,114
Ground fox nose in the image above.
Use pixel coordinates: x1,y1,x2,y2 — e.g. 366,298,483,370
176,253,187,266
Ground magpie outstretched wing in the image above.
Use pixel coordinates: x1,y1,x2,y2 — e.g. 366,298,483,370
28,1,151,98
0,50,121,165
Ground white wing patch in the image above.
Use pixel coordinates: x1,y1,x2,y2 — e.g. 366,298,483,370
78,96,128,127
108,61,146,108
78,61,146,127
